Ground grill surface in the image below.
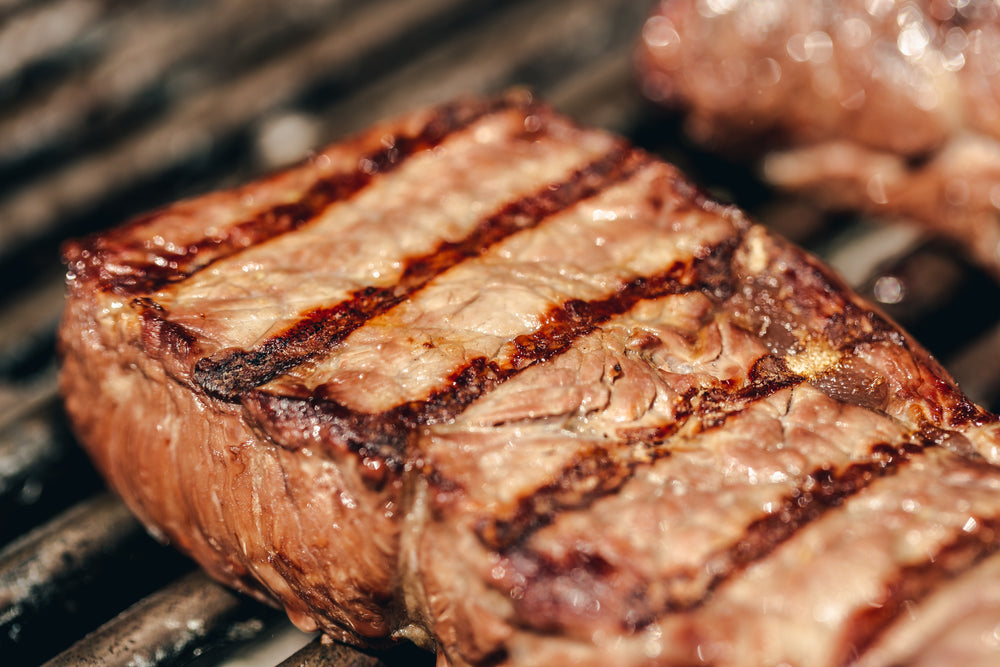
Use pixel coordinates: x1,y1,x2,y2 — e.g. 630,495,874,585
2,1,1000,665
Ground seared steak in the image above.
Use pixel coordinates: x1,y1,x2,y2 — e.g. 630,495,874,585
59,92,1000,666
636,0,1000,278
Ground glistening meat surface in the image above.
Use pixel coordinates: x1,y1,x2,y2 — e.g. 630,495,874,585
59,92,1000,666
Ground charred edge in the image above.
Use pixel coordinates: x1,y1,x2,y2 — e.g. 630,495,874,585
194,146,655,400
696,354,804,431
827,301,991,429
779,246,991,430
741,353,804,399
842,515,1000,666
85,95,530,296
195,285,405,399
244,390,414,478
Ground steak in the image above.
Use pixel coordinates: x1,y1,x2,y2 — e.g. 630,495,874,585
636,0,1000,279
59,91,1000,666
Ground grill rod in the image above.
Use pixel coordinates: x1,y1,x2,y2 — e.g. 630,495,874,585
0,493,192,665
41,571,282,667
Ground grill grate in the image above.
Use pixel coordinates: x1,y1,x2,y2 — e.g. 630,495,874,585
2,1,999,665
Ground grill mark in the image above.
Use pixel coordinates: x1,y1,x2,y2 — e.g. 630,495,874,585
471,354,912,555
475,441,665,551
699,441,922,605
475,355,804,552
246,266,698,466
694,353,803,430
245,238,745,466
842,514,1000,666
71,95,529,296
195,146,655,400
491,439,926,634
475,345,930,558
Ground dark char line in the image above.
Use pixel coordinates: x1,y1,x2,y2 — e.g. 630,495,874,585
76,94,529,296
494,439,931,636
196,145,656,399
244,237,743,468
839,511,1000,666
475,352,808,552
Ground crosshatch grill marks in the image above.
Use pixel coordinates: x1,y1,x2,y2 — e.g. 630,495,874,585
68,95,528,297
195,146,656,399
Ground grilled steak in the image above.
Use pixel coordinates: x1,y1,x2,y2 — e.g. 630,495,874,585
636,0,1000,278
59,92,1000,666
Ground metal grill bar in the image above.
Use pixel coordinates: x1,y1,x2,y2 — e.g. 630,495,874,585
2,0,999,665
0,397,99,546
0,0,516,262
42,571,282,667
0,493,191,664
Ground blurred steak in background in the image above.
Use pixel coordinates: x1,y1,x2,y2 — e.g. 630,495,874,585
636,0,1000,279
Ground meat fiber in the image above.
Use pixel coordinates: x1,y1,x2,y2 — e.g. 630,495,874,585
59,92,1000,666
636,0,1000,278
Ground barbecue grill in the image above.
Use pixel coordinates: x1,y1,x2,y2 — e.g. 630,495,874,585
2,1,1000,665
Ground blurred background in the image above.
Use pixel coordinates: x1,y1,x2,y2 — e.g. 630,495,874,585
1,0,999,665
